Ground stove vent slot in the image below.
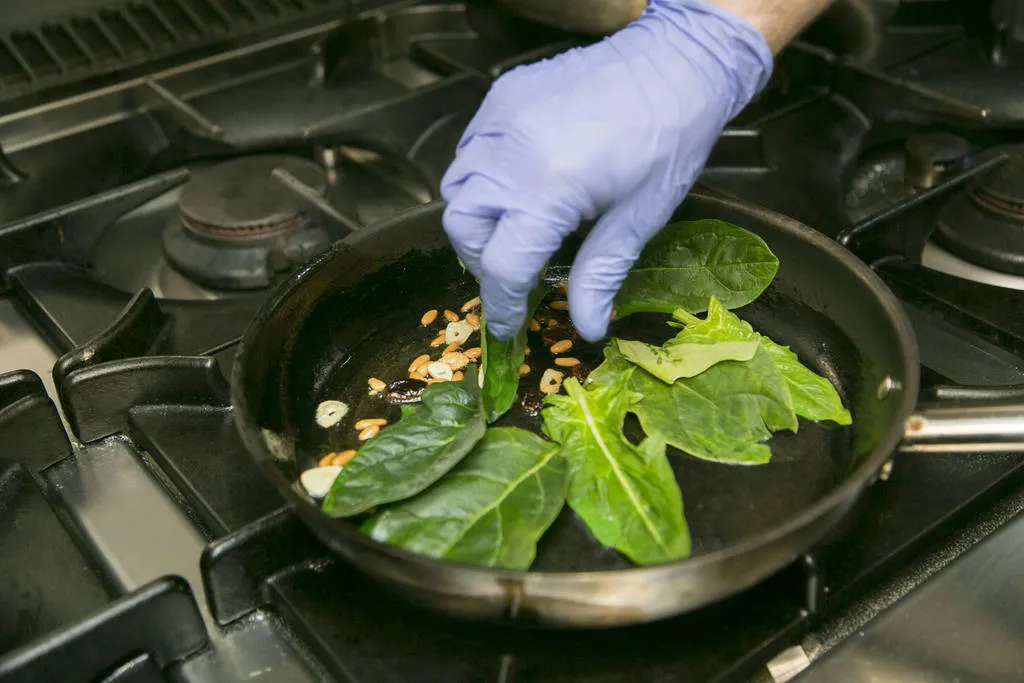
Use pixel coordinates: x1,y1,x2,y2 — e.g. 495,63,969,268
0,0,396,99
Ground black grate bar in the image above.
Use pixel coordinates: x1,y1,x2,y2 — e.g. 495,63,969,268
90,15,127,58
130,4,180,44
202,0,236,29
99,9,152,55
2,38,36,82
45,24,95,68
0,0,355,95
32,32,68,74
160,0,208,38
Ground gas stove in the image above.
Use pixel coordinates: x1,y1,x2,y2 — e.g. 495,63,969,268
1,2,1023,683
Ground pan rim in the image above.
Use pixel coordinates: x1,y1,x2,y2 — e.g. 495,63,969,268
231,192,921,581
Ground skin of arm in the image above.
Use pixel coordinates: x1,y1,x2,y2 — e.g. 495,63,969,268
704,0,835,53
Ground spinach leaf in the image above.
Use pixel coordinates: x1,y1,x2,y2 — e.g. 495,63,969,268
614,219,778,316
322,371,487,517
362,427,567,569
672,297,850,425
616,338,759,384
542,375,691,565
480,284,545,423
590,342,795,465
760,341,852,425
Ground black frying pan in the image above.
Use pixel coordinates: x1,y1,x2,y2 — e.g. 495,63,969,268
231,189,1024,628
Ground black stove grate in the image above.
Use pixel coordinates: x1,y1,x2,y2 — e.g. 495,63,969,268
0,0,410,101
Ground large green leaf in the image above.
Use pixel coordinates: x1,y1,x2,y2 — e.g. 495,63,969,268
614,219,778,316
480,284,545,423
589,342,795,465
322,371,487,517
672,297,850,425
542,375,690,565
616,338,759,384
362,427,567,569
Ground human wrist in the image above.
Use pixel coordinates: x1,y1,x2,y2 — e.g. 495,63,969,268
639,0,774,118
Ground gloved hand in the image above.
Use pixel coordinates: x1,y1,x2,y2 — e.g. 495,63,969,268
440,0,773,341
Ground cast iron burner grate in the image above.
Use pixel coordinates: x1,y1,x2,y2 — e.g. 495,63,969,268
163,155,332,290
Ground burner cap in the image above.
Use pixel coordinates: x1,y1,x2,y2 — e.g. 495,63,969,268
934,145,1024,275
178,155,327,239
163,154,333,290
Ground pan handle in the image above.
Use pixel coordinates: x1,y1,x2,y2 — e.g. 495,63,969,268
900,402,1024,453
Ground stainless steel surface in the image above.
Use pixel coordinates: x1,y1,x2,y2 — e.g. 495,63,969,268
794,504,1024,683
922,241,1024,291
45,437,327,683
902,405,1024,452
0,296,58,400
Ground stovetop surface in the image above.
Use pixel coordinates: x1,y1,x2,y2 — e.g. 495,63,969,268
1,3,1023,683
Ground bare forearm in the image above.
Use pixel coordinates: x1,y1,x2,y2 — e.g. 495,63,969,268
705,0,834,53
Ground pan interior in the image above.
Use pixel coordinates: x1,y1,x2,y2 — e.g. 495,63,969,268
276,237,861,573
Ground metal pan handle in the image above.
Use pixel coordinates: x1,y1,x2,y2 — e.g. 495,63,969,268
901,400,1024,453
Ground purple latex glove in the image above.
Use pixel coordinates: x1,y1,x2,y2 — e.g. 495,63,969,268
440,0,773,341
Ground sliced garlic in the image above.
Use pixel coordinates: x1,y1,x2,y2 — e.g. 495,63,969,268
315,400,349,428
426,361,454,381
445,319,474,346
300,465,342,498
540,368,565,394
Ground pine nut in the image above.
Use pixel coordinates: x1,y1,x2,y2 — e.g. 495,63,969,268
358,425,380,440
465,347,482,360
461,296,481,312
426,378,445,385
529,318,541,332
409,370,427,381
408,354,431,374
524,346,531,356
519,364,530,376
444,342,461,355
420,309,439,326
354,418,387,431
555,357,581,367
550,339,573,354
444,309,459,322
442,352,469,370
368,377,386,392
557,280,568,294
547,318,559,328
331,450,358,467
609,309,618,320
540,368,564,394
318,453,336,467
430,334,447,347
465,313,481,329
550,300,569,311
452,370,464,381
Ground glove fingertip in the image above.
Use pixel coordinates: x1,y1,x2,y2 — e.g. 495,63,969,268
569,296,613,343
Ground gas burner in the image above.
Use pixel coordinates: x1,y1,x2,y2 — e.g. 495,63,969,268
162,155,332,290
933,145,1024,276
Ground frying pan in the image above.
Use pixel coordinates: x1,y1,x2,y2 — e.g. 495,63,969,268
231,189,1024,628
